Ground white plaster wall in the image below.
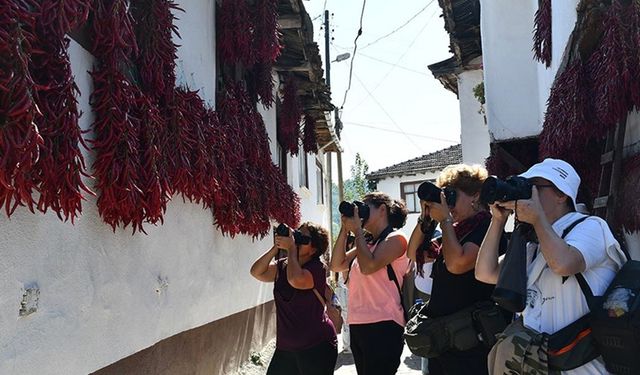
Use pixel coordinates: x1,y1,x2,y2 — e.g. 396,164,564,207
480,0,542,141
297,152,330,228
374,171,441,237
257,73,281,164
0,2,329,374
458,69,490,164
174,1,217,105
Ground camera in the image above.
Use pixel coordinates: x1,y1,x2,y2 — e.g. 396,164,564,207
417,181,457,207
274,223,311,245
338,200,370,224
480,175,532,204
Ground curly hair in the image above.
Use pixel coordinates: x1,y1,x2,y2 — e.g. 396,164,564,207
363,192,408,229
298,222,330,259
436,164,488,196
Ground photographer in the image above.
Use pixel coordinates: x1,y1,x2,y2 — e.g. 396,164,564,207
250,222,337,375
407,164,507,375
476,158,626,374
330,192,409,375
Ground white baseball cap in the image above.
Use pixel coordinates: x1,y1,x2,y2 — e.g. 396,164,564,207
519,158,580,209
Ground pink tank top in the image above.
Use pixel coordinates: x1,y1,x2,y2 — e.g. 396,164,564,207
347,231,409,327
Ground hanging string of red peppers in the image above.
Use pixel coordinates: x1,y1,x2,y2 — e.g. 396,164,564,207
539,0,640,195
0,2,43,217
303,114,319,154
1,0,303,236
31,0,93,223
533,0,552,67
278,75,302,155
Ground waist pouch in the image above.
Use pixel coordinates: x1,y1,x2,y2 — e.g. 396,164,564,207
547,313,599,371
405,301,506,358
489,316,599,374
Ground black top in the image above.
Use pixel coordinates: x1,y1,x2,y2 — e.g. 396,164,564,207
425,218,507,318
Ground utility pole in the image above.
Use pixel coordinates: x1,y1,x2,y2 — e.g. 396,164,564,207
324,10,334,243
324,11,345,205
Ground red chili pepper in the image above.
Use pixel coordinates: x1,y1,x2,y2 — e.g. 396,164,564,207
0,1,43,217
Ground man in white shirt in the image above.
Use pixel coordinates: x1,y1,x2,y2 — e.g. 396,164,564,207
476,158,626,374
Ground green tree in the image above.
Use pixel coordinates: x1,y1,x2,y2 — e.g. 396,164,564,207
331,153,372,238
344,153,371,202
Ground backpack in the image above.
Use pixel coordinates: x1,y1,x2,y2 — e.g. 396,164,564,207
387,260,415,322
579,258,640,374
550,216,640,374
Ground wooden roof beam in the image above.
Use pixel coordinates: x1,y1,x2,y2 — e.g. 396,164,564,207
278,14,302,29
274,62,312,72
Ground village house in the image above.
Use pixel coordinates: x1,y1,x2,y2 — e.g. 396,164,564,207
367,144,462,232
479,0,640,259
0,1,339,374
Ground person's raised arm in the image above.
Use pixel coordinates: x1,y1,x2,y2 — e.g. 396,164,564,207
250,245,279,282
355,229,407,275
407,201,429,262
504,187,586,276
330,224,348,272
429,192,477,274
276,229,314,289
476,204,510,284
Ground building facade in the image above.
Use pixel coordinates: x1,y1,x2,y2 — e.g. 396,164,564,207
0,1,338,374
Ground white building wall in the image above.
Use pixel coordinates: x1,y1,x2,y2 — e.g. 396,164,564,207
458,69,490,164
480,0,542,141
0,2,330,374
374,171,441,237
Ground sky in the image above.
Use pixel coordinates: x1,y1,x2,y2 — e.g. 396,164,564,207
302,0,462,179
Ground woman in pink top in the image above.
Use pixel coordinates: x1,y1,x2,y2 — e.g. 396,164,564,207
330,192,409,375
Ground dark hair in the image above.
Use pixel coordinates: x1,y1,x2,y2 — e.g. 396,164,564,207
298,222,330,259
363,192,408,229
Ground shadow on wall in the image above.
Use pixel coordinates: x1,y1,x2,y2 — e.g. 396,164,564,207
91,301,276,375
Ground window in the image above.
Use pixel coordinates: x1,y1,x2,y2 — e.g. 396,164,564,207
401,180,432,213
316,160,324,204
299,153,309,188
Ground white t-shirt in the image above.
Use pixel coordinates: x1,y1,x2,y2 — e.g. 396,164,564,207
414,262,434,294
523,212,626,375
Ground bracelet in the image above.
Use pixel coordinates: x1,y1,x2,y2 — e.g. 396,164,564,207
417,216,424,224
440,216,453,225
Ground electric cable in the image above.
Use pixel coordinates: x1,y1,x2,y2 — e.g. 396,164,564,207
339,0,367,110
360,0,435,50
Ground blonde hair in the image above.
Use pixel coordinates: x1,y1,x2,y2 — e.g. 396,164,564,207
436,164,488,195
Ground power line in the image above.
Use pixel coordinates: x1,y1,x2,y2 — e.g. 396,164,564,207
360,0,436,50
343,121,458,143
339,0,367,110
357,53,430,76
352,73,424,153
351,10,437,111
333,42,428,76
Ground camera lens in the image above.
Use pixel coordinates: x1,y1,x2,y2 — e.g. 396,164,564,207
339,201,355,217
417,181,442,202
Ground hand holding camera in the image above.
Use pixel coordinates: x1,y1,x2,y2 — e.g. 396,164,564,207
339,200,369,232
417,181,456,224
480,175,544,226
273,223,311,251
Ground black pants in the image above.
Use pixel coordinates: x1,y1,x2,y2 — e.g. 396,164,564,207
428,345,490,375
350,320,404,375
266,339,337,375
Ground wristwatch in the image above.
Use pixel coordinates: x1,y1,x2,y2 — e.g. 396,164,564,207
417,216,425,224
